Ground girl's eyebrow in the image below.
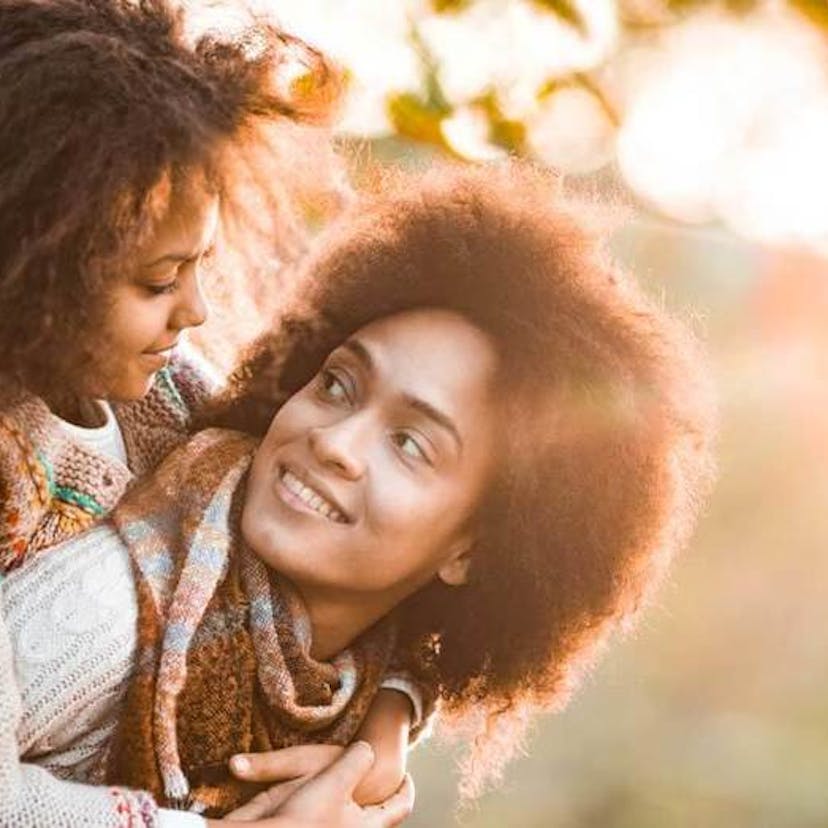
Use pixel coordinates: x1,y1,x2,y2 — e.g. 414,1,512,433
342,338,464,453
143,242,215,269
142,249,199,268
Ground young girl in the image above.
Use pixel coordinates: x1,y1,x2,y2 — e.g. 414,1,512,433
0,0,421,824
2,164,715,823
0,0,339,570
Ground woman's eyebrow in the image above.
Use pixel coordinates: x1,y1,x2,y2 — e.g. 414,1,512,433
403,394,463,454
342,338,373,370
342,337,463,452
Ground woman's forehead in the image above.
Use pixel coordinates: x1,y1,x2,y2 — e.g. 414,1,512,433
343,308,500,428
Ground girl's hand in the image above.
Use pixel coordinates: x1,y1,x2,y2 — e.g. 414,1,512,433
227,745,346,820
214,742,415,827
227,687,412,813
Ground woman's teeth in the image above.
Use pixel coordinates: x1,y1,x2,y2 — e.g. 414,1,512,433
280,469,347,523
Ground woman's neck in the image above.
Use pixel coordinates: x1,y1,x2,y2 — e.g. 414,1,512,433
297,586,398,662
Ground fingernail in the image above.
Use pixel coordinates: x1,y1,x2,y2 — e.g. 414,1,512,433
230,755,250,775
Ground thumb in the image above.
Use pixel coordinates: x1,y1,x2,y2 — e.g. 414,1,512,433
311,741,375,797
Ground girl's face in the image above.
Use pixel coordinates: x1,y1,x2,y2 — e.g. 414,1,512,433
82,181,219,402
242,308,500,611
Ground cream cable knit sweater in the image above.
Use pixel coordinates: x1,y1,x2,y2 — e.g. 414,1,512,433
0,525,203,827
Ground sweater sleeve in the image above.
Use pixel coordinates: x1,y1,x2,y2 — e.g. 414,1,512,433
0,605,161,827
379,654,438,745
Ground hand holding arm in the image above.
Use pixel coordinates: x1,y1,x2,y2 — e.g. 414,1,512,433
226,688,412,813
209,743,414,828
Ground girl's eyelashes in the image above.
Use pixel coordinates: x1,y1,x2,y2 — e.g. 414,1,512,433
144,279,179,296
141,247,213,296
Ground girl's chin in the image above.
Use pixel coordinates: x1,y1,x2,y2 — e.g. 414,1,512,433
107,371,158,402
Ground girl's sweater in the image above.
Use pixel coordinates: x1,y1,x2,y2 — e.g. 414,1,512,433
0,346,217,573
0,345,216,825
1,526,203,827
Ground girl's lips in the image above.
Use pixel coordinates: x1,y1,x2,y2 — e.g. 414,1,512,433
141,350,173,370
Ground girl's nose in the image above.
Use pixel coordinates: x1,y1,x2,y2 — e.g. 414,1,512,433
172,268,208,331
308,416,367,481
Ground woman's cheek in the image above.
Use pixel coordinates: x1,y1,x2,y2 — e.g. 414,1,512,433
366,463,433,538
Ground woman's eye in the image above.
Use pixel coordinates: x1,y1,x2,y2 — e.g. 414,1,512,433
318,368,351,403
392,431,430,464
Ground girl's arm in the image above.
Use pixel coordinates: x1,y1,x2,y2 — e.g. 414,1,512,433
217,742,414,828
0,614,160,827
350,689,412,806
0,636,408,828
228,690,414,810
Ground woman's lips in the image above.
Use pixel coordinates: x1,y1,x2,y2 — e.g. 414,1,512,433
273,465,350,524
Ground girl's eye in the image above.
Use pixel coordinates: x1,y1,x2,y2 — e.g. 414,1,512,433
391,431,431,464
317,368,352,404
145,280,178,296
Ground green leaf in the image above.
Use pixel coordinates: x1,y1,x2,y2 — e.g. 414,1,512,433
475,90,527,153
665,0,761,14
386,92,450,146
431,0,473,11
789,0,828,29
532,0,588,34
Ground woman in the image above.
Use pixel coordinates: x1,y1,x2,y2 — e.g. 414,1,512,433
2,164,716,824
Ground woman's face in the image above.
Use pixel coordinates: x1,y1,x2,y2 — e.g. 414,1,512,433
242,308,500,610
81,178,218,402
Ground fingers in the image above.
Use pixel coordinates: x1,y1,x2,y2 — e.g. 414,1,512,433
225,777,306,821
309,741,376,797
230,744,344,783
365,773,415,827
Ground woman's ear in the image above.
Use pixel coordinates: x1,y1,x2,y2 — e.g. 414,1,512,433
437,537,473,587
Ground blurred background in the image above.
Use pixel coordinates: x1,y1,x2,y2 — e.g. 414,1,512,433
197,1,828,824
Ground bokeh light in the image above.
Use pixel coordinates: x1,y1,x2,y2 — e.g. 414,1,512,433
617,7,828,244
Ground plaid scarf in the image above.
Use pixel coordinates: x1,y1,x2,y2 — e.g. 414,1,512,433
107,429,396,815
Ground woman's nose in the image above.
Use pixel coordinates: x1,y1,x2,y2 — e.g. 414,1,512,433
172,268,208,331
308,417,366,481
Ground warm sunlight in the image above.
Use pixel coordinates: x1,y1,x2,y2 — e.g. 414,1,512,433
617,8,828,243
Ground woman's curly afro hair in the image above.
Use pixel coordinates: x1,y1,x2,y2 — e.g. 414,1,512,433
205,162,717,797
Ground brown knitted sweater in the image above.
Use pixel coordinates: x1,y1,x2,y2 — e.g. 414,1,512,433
0,351,215,573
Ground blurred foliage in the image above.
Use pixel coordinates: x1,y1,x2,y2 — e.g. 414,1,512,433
381,0,828,172
789,0,828,28
533,0,589,33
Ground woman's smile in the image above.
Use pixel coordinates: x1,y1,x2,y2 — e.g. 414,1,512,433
274,464,351,525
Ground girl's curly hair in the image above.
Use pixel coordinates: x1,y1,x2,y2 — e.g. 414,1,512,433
0,0,341,398
204,162,717,797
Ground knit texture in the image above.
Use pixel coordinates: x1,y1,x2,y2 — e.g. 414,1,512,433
1,562,160,828
108,429,397,816
0,351,214,573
